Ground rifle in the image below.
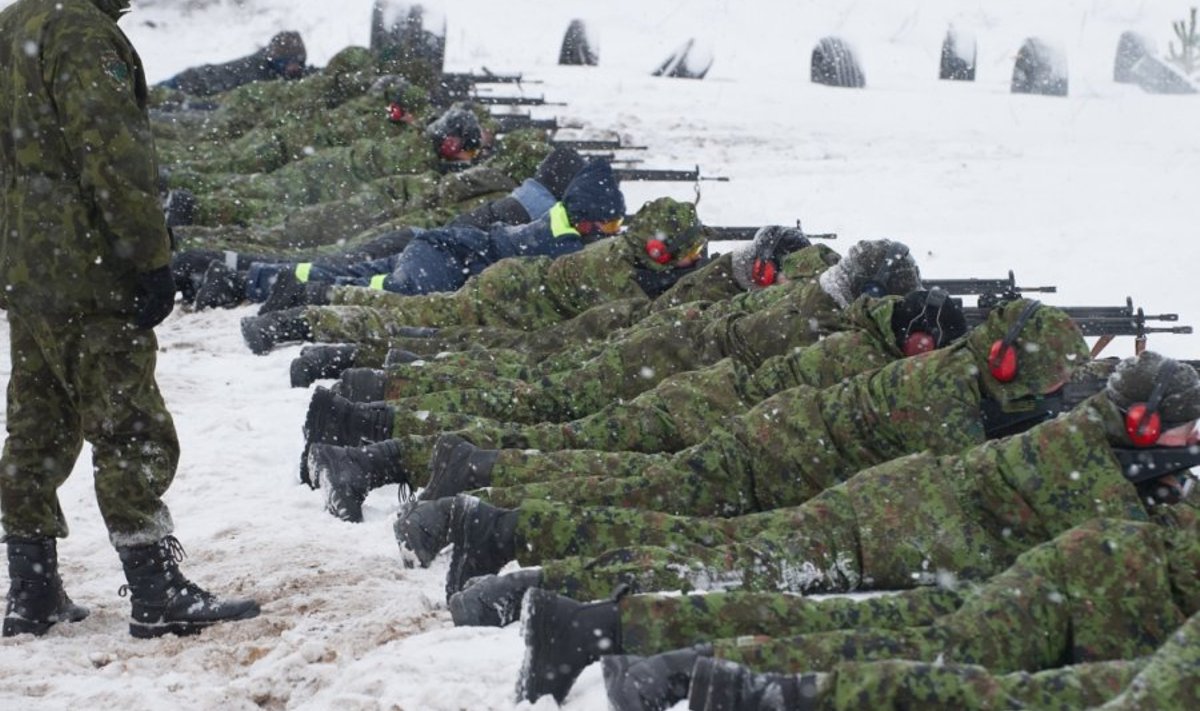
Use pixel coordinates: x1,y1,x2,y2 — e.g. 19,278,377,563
471,95,567,107
492,114,559,132
552,139,649,151
438,70,535,99
923,270,1057,305
613,165,729,182
705,224,837,241
962,299,1192,356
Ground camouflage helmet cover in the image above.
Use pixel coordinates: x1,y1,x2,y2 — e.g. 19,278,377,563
624,198,706,270
966,298,1090,404
1106,351,1200,429
842,239,923,298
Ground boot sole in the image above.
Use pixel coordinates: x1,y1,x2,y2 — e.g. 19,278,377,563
129,605,260,639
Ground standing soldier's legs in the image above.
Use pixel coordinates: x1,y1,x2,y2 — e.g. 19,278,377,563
0,313,85,539
77,317,179,546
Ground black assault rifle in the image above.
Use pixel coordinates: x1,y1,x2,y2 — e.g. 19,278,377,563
962,297,1191,356
438,70,536,99
613,165,729,183
923,270,1057,306
492,113,559,132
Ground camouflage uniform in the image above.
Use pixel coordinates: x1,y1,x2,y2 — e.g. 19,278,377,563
303,198,727,341
615,517,1200,677
476,299,1087,517
0,0,179,545
499,394,1163,602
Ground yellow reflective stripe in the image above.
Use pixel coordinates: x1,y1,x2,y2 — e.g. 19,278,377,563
295,263,312,282
370,274,388,290
549,203,580,238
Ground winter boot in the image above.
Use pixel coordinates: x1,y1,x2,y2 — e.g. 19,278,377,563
241,307,313,355
3,537,90,637
603,647,714,711
116,536,259,639
445,495,519,598
300,386,394,487
448,568,542,627
258,270,308,315
194,260,244,310
290,344,361,388
171,250,224,305
163,188,197,228
338,367,389,403
383,348,424,366
393,497,455,568
310,440,409,523
516,588,622,704
421,433,498,501
688,657,820,711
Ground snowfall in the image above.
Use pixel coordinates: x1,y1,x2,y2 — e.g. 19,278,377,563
0,0,1199,709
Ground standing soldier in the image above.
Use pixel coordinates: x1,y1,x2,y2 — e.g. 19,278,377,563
0,0,258,637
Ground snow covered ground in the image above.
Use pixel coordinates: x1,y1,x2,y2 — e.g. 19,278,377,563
1,0,1199,709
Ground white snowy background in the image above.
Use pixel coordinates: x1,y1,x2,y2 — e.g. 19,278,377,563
1,0,1199,709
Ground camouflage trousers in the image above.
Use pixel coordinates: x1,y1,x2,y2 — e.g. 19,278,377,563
615,519,1193,676
503,449,1148,601
799,658,1143,711
0,311,178,546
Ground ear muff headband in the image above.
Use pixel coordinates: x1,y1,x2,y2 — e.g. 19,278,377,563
902,288,949,357
861,244,911,298
987,300,1042,383
1125,359,1179,447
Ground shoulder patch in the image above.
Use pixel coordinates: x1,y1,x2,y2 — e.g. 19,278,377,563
100,50,130,88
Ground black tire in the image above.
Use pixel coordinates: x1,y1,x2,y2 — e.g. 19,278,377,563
559,19,598,66
811,36,865,88
939,28,976,81
1011,37,1068,96
652,38,713,79
1114,31,1151,83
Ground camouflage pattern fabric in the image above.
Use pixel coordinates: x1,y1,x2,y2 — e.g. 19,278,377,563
510,397,1167,601
1098,605,1200,709
1,0,172,315
474,299,1086,516
0,0,180,547
703,518,1200,674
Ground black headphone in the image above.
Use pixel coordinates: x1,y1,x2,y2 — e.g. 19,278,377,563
987,300,1042,383
860,244,911,298
1124,359,1179,447
901,288,948,356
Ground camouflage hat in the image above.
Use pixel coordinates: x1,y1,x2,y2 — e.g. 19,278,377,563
425,103,484,158
325,46,374,76
966,299,1090,405
624,198,706,270
265,31,306,65
323,46,376,107
370,75,430,121
1106,352,1200,428
842,239,923,298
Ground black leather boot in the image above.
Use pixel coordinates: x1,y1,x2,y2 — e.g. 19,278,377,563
603,646,714,711
338,367,389,403
299,386,394,487
310,440,409,522
421,433,498,501
445,495,519,599
258,269,308,315
194,260,244,310
3,537,89,637
448,568,542,627
241,307,313,355
687,657,821,711
516,588,622,704
117,536,259,638
290,345,361,388
393,497,455,568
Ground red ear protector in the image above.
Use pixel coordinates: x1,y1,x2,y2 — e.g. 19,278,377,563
387,102,409,123
902,288,948,357
645,238,672,265
751,258,777,287
1125,360,1178,447
645,225,704,266
987,300,1042,383
860,244,911,299
438,135,464,159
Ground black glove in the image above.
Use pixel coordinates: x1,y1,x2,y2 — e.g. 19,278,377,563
132,266,177,330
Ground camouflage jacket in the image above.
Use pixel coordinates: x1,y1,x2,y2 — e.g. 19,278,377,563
0,0,171,314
